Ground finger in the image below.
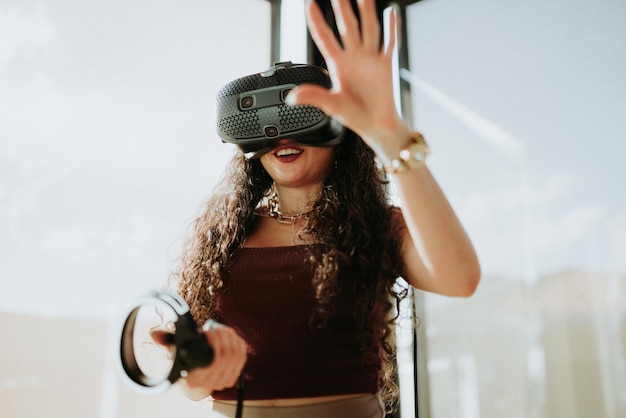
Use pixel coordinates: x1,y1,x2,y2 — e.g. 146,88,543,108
357,0,381,52
331,0,361,49
286,84,342,118
150,330,174,347
222,330,246,387
204,326,246,389
305,0,343,59
202,326,229,386
216,328,237,381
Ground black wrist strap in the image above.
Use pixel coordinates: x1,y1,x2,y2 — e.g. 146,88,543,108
235,375,245,418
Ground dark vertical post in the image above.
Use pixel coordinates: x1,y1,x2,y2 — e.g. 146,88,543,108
396,4,413,124
267,0,282,65
392,5,431,417
394,12,423,418
306,0,387,68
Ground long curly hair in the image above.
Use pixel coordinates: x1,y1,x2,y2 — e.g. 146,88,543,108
172,131,407,411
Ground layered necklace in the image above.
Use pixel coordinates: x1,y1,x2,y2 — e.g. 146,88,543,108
260,191,310,225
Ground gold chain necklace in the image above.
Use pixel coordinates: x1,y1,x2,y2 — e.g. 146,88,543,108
262,192,310,225
268,210,308,224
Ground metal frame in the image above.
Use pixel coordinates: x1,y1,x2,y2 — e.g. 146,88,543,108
267,0,282,65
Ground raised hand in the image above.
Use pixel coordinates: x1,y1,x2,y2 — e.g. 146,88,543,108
287,0,411,159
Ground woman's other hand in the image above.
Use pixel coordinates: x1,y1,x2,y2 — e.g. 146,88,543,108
152,321,247,400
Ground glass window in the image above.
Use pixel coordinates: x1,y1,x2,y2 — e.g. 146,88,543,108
401,0,626,417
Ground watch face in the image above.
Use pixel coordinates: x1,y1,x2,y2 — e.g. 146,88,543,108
410,143,428,161
401,134,429,169
378,132,429,173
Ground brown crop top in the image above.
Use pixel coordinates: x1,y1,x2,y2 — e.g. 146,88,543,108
211,245,380,400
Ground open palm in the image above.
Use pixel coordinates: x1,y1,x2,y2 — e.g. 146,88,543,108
288,0,408,156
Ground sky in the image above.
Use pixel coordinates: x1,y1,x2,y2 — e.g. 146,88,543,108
0,0,625,318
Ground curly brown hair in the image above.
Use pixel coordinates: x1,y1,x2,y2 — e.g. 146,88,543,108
172,131,407,412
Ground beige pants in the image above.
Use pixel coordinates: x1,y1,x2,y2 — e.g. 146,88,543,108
210,393,385,418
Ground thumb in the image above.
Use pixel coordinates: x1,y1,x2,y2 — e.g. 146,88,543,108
150,329,175,347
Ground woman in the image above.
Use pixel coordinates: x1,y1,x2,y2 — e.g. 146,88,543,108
170,0,480,416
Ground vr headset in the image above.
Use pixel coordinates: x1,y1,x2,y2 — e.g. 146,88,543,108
216,61,345,159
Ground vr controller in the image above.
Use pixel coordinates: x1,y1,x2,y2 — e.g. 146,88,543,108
118,289,214,393
118,289,245,418
216,61,345,159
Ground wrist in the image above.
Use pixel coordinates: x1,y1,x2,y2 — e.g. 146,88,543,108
362,115,411,158
375,131,430,174
180,383,212,401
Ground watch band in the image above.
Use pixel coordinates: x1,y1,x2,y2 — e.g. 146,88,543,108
376,131,430,174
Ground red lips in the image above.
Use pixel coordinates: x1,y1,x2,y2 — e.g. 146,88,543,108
273,142,304,162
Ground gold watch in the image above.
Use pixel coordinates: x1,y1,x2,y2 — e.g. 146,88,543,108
377,132,430,174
